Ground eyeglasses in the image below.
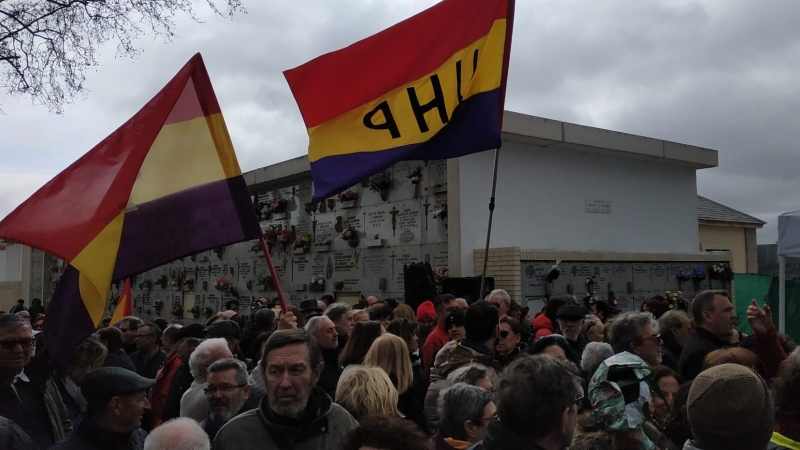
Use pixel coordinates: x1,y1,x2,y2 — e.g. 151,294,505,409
0,337,35,350
204,384,247,395
499,330,517,339
481,412,499,422
585,320,598,330
641,333,661,342
134,334,155,339
574,394,585,406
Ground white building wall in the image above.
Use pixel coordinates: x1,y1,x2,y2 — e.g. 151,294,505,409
0,243,26,282
457,141,700,276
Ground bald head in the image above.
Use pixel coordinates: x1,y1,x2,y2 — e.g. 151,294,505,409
144,418,209,450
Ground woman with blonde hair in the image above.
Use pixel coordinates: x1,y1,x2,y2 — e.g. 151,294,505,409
335,366,402,422
364,334,428,433
393,304,416,322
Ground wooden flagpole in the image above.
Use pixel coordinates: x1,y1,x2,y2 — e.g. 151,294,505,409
259,237,289,313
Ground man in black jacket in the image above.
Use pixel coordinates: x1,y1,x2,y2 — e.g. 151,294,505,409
239,308,275,361
130,323,166,379
658,310,693,372
0,313,71,450
304,316,341,400
679,290,737,380
483,355,581,450
51,367,153,450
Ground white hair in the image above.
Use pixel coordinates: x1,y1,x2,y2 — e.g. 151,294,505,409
144,418,209,450
581,342,614,376
188,338,232,382
486,289,511,305
305,315,333,337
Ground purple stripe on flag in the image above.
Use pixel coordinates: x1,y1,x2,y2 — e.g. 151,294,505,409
113,176,261,279
310,88,502,202
43,265,95,371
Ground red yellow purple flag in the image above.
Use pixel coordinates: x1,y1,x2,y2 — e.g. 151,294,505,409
285,0,515,202
0,54,261,367
110,279,133,328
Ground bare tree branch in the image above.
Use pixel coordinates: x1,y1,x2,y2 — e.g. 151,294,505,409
0,0,245,113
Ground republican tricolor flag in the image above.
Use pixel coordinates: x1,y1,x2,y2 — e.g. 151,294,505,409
285,0,515,202
111,278,133,328
0,54,261,368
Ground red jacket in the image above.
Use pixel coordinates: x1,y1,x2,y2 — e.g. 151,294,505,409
533,314,556,341
149,351,182,428
422,321,449,377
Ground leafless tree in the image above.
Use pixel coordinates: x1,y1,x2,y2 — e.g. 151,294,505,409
0,0,245,113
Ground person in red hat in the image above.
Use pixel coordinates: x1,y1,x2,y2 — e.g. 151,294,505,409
422,295,457,377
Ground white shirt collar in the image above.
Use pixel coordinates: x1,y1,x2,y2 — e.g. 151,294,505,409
13,369,29,384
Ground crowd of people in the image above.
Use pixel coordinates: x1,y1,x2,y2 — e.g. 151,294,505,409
0,288,798,450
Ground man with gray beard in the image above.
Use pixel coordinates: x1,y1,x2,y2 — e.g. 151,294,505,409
213,329,358,450
200,358,263,441
555,304,589,356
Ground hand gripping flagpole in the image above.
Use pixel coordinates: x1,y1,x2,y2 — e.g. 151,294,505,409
259,237,289,313
478,148,500,300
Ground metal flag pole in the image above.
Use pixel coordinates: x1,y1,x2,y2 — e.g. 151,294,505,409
479,148,500,300
259,237,289,313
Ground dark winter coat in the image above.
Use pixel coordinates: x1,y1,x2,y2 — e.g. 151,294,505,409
317,347,343,401
213,386,358,450
483,421,547,450
50,420,147,450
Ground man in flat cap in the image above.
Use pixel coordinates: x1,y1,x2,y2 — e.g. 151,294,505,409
51,367,154,450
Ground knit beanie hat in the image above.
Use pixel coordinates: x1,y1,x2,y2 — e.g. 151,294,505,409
687,363,774,450
417,301,435,321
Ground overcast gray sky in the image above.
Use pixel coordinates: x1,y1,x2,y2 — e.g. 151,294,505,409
1,0,798,246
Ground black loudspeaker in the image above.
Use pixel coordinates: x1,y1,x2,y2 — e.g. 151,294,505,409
403,263,437,311
441,276,495,304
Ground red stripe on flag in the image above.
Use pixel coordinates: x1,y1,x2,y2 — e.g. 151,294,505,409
0,54,206,262
284,0,509,128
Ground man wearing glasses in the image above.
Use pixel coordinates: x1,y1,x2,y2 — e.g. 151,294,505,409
608,312,663,367
0,313,71,449
201,358,262,440
130,323,167,379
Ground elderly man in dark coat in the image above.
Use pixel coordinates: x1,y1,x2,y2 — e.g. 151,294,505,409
51,367,154,450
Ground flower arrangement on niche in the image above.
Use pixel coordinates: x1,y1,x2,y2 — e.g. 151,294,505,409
341,226,359,247
214,279,230,291
338,191,358,202
271,196,288,213
676,270,693,282
692,267,707,281
545,261,562,283
433,267,449,283
709,263,735,281
295,233,311,252
368,172,391,192
433,201,448,228
171,302,183,318
309,275,325,292
408,167,422,184
665,291,690,311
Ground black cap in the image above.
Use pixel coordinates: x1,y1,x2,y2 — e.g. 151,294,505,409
556,304,587,320
300,299,322,314
207,320,241,339
174,323,206,341
445,308,465,328
80,367,155,402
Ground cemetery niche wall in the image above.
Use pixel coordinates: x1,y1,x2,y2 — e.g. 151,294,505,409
521,260,735,315
118,160,449,323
